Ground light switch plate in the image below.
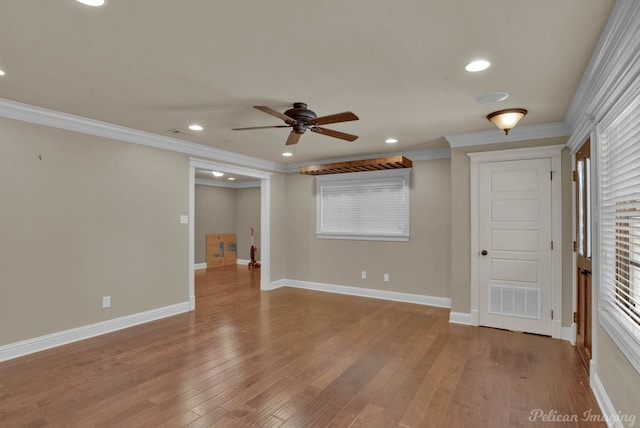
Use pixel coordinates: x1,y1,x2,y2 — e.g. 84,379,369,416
180,215,188,224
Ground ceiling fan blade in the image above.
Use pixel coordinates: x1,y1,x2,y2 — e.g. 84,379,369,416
311,127,359,141
232,125,291,131
254,106,295,123
285,131,302,145
314,111,359,126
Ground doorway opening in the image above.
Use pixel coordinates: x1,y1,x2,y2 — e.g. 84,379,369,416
188,158,272,310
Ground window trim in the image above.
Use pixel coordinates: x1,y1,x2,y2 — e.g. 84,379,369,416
315,168,410,241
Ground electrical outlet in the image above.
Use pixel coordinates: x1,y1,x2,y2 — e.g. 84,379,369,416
102,296,111,308
361,271,367,280
384,273,389,282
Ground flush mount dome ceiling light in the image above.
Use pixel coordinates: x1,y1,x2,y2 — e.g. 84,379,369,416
487,108,528,135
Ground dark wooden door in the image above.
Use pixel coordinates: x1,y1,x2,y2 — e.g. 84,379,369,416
575,139,592,373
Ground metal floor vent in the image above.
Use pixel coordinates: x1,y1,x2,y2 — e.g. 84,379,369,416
489,285,541,319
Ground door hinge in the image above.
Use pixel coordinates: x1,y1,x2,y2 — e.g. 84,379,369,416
573,311,578,323
572,170,577,182
551,310,554,320
573,240,577,252
550,171,554,181
551,240,554,250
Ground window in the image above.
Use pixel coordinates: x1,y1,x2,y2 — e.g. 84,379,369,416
599,91,640,373
577,157,592,258
615,202,640,319
315,169,410,241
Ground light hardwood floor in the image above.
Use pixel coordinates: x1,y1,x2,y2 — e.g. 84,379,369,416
0,266,604,427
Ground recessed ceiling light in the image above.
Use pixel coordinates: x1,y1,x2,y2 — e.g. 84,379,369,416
474,92,509,103
76,0,106,6
228,177,235,181
465,60,491,72
282,152,293,157
188,124,203,131
212,171,224,177
0,69,5,76
385,138,398,144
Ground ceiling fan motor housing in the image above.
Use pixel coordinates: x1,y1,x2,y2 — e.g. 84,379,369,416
285,102,317,125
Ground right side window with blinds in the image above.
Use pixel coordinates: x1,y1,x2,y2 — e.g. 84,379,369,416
599,92,640,373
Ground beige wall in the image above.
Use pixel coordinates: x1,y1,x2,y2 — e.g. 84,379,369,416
235,186,261,261
0,118,189,346
449,136,569,314
283,159,451,297
269,173,287,281
194,185,237,264
597,328,640,425
194,185,261,264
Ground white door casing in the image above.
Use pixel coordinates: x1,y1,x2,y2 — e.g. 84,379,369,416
469,146,563,338
188,157,272,310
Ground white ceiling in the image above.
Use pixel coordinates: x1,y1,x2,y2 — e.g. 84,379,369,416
0,0,615,165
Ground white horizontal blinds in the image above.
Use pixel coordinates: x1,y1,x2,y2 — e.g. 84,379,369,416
316,169,410,240
321,179,405,235
600,93,640,339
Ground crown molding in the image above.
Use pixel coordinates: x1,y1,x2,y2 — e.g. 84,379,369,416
0,97,287,173
565,0,640,152
444,121,570,148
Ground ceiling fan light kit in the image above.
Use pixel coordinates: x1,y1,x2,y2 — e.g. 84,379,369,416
232,102,359,145
487,108,528,135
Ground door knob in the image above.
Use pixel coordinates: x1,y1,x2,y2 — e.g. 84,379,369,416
481,250,488,256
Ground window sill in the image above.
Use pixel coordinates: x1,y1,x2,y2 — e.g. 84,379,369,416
316,233,409,242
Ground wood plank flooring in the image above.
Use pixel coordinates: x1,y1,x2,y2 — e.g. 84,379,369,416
0,266,604,427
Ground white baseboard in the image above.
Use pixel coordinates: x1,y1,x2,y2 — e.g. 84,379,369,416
590,364,628,428
0,302,190,363
269,279,451,308
194,260,256,269
449,312,472,325
562,324,576,345
265,279,288,291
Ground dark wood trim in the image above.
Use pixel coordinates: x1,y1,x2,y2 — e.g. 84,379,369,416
298,155,412,175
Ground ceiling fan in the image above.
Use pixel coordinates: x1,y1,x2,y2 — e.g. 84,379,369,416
232,102,359,145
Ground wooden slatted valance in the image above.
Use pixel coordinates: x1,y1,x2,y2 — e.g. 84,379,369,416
298,155,412,176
